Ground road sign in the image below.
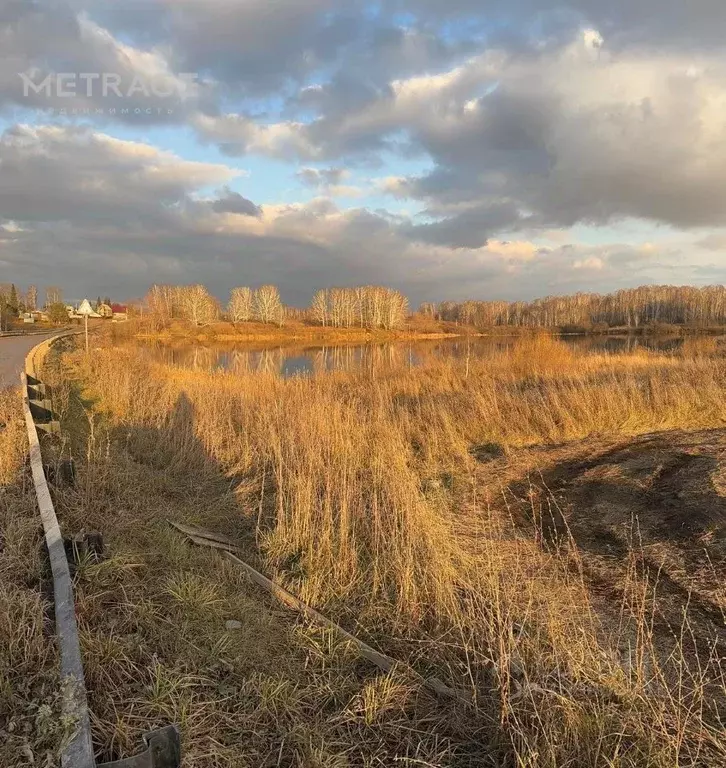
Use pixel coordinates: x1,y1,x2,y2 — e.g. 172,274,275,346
77,299,95,316
77,299,93,352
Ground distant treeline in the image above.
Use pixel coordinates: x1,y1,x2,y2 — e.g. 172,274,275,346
420,285,726,330
14,281,720,333
0,283,66,312
144,284,410,330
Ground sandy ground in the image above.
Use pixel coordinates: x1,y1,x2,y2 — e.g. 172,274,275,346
0,333,53,389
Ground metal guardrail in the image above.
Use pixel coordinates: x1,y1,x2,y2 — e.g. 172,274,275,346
22,335,181,768
22,337,95,768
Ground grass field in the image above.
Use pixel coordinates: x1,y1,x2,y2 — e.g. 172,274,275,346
0,388,68,768
30,334,726,765
127,314,465,345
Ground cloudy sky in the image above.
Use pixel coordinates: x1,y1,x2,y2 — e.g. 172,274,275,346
0,0,724,306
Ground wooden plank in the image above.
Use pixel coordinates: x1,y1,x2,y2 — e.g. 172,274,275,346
167,519,241,549
186,531,242,555
168,520,473,706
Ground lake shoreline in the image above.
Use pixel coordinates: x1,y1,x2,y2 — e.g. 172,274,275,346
128,319,726,347
136,330,463,345
110,329,725,379
131,320,466,346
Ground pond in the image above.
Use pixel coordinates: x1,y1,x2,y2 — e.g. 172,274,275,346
121,333,719,378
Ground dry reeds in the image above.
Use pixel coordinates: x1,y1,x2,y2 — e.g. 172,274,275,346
52,336,726,766
0,388,68,767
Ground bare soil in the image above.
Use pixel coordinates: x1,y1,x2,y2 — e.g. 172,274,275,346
477,429,726,659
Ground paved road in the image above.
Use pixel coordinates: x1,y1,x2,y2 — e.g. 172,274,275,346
0,333,54,389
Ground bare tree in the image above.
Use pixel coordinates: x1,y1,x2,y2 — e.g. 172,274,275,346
0,289,10,331
340,288,356,328
310,289,329,326
307,285,410,330
45,285,63,307
366,286,385,329
26,284,38,311
146,284,178,319
328,288,344,328
434,285,726,330
382,288,408,330
144,284,180,329
254,285,284,325
228,286,254,323
355,286,367,328
419,302,437,319
178,284,219,326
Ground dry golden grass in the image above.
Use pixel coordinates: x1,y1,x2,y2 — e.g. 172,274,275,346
126,315,463,346
41,336,726,766
38,351,477,766
0,387,28,486
0,388,68,768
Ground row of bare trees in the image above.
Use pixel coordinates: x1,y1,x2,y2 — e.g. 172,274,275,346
228,285,284,325
146,284,219,326
146,284,285,327
309,286,409,330
423,285,726,330
144,282,726,331
144,283,407,329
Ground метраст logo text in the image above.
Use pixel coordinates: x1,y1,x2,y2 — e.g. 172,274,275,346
19,72,198,99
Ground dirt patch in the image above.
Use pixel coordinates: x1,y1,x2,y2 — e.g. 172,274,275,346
477,429,726,658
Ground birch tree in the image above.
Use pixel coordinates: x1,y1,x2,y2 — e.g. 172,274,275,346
228,287,253,322
26,285,38,311
310,289,329,326
145,284,180,328
179,284,219,326
45,286,63,307
254,285,284,325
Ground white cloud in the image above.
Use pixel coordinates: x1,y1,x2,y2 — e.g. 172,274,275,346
1,0,726,301
484,240,542,262
573,256,604,270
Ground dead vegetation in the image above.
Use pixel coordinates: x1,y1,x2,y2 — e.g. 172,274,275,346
31,335,726,765
0,388,68,768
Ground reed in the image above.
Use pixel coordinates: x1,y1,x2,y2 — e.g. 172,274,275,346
0,388,68,766
51,336,726,766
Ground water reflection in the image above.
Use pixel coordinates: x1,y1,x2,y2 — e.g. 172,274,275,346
141,341,421,376
126,334,720,378
566,335,686,354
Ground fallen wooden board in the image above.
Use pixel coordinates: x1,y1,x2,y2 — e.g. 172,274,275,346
186,531,242,555
168,519,241,551
169,520,473,707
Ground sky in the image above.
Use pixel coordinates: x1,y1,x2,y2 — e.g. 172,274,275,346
0,0,725,307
